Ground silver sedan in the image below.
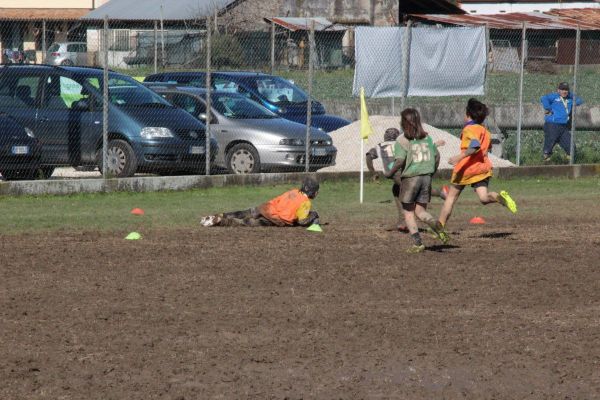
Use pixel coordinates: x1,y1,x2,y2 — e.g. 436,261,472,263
146,85,337,174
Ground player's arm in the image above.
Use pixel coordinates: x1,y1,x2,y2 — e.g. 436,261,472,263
385,158,405,178
540,93,553,114
386,141,407,178
295,200,317,226
365,148,379,179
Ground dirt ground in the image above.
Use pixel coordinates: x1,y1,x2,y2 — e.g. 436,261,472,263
2,211,600,399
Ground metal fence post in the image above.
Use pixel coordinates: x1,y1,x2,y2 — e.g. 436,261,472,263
570,25,581,165
160,6,165,69
305,20,315,173
484,23,490,101
153,20,158,74
516,22,527,166
102,16,109,178
270,22,275,74
42,20,46,64
400,20,412,110
205,17,212,176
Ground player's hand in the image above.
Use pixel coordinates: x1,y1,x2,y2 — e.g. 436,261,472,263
435,139,446,147
448,155,462,165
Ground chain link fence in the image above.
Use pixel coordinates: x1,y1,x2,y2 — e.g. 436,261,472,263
0,17,597,181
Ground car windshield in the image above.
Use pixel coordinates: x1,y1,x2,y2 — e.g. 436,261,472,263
85,75,173,108
252,76,308,106
212,94,278,119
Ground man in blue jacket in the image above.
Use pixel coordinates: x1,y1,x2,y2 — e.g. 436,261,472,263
540,82,583,162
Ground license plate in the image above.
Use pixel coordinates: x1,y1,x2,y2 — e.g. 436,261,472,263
11,146,29,155
312,148,327,156
190,146,205,155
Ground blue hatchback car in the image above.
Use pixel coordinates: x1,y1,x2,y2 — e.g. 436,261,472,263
0,112,41,180
0,65,218,178
144,71,351,133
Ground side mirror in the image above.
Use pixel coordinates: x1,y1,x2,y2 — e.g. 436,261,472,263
72,99,90,111
198,113,217,124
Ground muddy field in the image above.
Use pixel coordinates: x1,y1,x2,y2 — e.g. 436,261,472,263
2,210,600,399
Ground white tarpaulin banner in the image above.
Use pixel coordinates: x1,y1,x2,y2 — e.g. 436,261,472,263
353,26,486,98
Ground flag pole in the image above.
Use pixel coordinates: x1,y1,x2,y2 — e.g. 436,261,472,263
359,86,373,204
360,138,364,203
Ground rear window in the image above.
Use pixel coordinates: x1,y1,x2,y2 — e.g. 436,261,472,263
48,43,60,52
67,44,86,52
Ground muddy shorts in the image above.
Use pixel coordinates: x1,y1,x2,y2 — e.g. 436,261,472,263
454,177,490,191
399,175,432,204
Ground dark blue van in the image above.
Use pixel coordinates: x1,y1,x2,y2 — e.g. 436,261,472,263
144,71,351,133
0,65,218,178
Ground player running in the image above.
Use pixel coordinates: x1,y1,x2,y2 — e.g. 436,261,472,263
200,176,320,227
386,108,448,253
437,98,517,231
365,127,448,232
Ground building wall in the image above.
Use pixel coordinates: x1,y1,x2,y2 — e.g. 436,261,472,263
459,1,600,14
278,0,399,26
218,0,399,31
0,0,107,8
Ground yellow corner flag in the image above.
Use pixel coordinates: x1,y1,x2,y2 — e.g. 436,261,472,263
360,87,374,140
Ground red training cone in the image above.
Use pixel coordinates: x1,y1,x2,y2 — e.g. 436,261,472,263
469,216,486,224
442,185,450,197
131,208,145,216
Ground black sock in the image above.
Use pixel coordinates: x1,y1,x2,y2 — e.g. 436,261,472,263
411,233,422,246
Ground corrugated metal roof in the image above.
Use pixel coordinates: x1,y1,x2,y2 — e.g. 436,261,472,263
0,8,91,21
264,17,346,32
410,8,600,30
82,0,235,21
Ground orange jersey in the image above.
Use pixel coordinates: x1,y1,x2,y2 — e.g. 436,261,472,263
451,123,493,185
257,189,311,226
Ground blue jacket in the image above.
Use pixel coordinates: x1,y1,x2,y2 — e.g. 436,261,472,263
540,92,584,125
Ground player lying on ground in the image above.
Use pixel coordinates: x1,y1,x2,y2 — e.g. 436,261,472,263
200,177,320,227
437,98,517,229
385,108,450,253
365,127,448,232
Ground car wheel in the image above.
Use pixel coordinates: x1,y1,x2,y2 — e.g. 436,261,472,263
226,143,260,175
61,59,73,66
1,169,37,180
97,139,138,178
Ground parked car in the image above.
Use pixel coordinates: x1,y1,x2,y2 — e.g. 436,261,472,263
0,65,218,178
0,112,41,180
46,42,88,66
144,71,351,133
145,83,337,174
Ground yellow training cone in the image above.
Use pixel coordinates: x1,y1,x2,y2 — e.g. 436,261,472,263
125,232,142,240
306,224,323,233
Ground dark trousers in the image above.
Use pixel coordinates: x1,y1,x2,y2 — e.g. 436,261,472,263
218,208,275,227
543,122,574,156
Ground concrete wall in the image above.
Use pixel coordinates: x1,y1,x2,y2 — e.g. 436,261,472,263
2,165,600,197
323,100,600,130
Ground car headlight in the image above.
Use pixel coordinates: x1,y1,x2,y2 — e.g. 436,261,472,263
280,138,304,146
140,127,174,139
24,127,35,138
324,139,332,146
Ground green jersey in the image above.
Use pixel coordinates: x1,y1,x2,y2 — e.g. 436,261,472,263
393,136,438,178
